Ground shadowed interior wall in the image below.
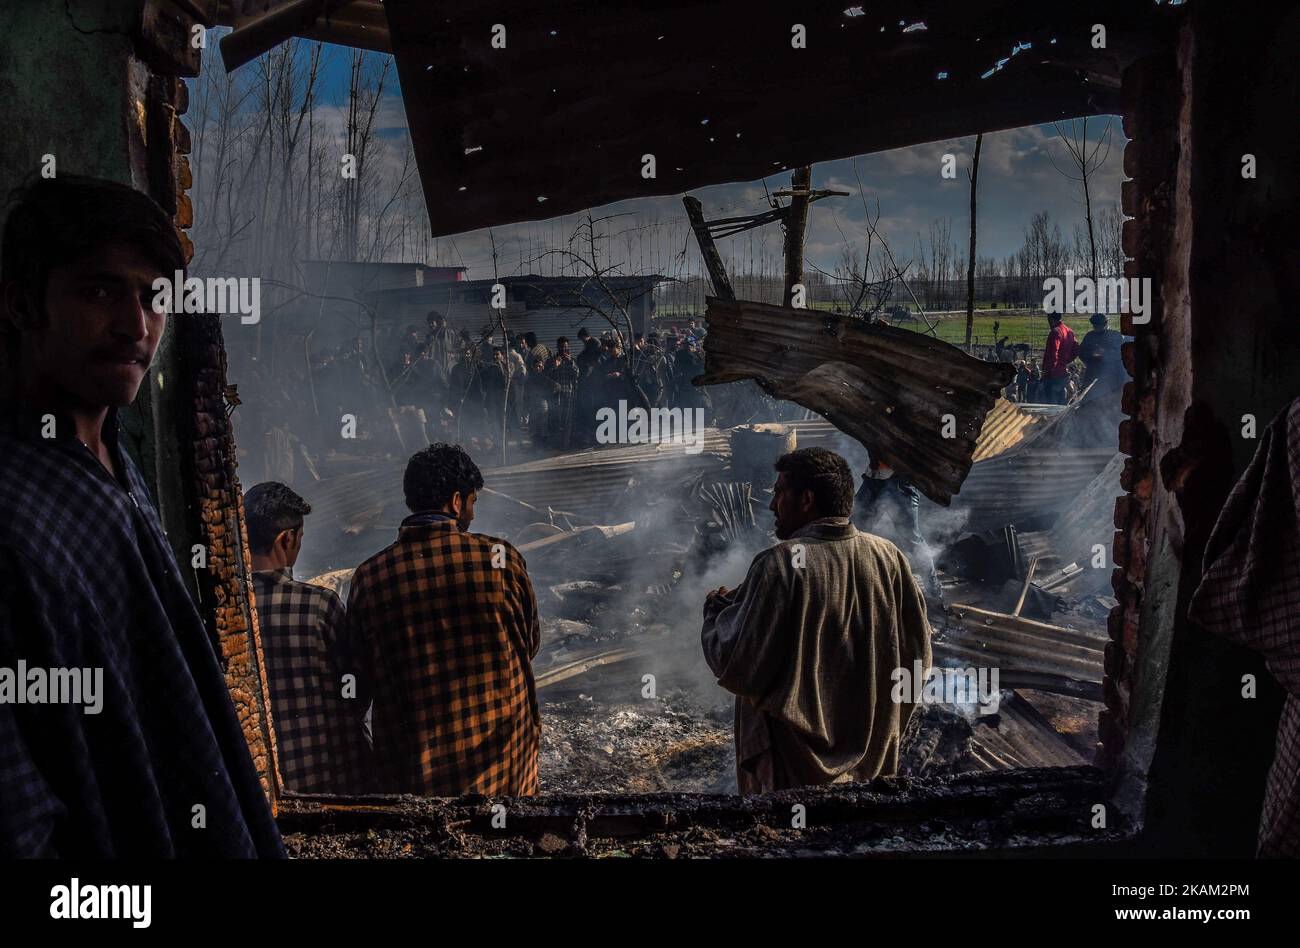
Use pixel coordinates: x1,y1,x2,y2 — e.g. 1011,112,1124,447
1111,5,1298,856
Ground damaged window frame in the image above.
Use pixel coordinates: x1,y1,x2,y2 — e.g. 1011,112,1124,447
198,1,1237,857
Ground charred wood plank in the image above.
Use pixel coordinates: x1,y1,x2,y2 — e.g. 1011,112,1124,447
682,195,734,301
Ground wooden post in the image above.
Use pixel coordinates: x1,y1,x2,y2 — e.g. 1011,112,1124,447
782,166,811,307
1013,554,1040,617
682,195,735,300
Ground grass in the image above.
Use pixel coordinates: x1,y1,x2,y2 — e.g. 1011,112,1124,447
657,303,1060,354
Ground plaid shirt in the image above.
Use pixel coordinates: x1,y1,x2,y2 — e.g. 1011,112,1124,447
1189,398,1300,858
252,568,371,795
347,513,540,796
0,402,283,857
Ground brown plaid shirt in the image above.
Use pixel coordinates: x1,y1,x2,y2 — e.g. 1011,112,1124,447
347,513,540,797
1189,398,1300,858
252,568,371,795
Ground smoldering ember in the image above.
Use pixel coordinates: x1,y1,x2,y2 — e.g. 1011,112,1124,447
0,0,1297,875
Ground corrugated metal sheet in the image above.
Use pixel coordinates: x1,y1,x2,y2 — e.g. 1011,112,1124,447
788,399,1050,466
298,428,733,546
1050,452,1126,565
942,447,1116,531
970,398,1044,462
967,693,1089,769
483,433,731,513
936,604,1105,701
700,298,1014,505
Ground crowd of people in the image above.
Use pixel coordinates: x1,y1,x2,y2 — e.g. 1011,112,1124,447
982,312,1126,406
236,311,718,482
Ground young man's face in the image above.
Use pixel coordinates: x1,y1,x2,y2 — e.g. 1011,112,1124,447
451,489,477,530
769,471,816,540
16,241,168,410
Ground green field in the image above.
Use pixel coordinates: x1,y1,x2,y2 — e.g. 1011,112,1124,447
903,312,1059,352
657,304,1061,355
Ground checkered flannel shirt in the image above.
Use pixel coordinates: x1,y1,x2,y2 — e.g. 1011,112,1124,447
0,402,284,857
1189,398,1300,858
347,514,540,796
252,568,371,794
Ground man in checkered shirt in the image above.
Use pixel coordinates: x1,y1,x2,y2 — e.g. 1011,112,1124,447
246,482,370,795
1190,398,1300,858
0,175,282,857
347,443,541,796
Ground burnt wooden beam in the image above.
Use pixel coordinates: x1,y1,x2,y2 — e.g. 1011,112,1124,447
275,765,1129,856
682,194,735,301
218,0,388,70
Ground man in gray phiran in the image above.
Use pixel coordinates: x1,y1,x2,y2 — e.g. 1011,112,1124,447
701,447,932,795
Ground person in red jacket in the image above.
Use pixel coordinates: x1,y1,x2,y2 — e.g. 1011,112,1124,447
1040,313,1080,404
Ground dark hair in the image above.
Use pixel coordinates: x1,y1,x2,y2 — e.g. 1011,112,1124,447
556,336,569,347
244,482,311,555
577,327,590,339
2,174,184,327
404,443,484,512
774,447,854,518
522,332,537,347
427,310,445,323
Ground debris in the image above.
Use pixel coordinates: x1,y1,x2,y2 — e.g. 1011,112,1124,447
1075,594,1119,620
940,526,1023,584
997,578,1058,622
728,423,796,487
535,646,649,691
697,297,1013,504
517,521,636,554
1011,553,1041,615
939,604,1105,700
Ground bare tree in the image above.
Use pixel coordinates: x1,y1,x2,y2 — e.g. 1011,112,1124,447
524,212,658,410
338,49,393,262
1049,116,1115,281
810,191,902,319
1097,204,1126,277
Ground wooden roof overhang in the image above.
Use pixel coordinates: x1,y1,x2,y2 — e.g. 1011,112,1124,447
219,1,1180,236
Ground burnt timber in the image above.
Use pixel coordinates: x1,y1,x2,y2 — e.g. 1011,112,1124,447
278,766,1126,857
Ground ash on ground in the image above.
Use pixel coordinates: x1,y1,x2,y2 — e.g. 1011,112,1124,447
540,687,736,794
